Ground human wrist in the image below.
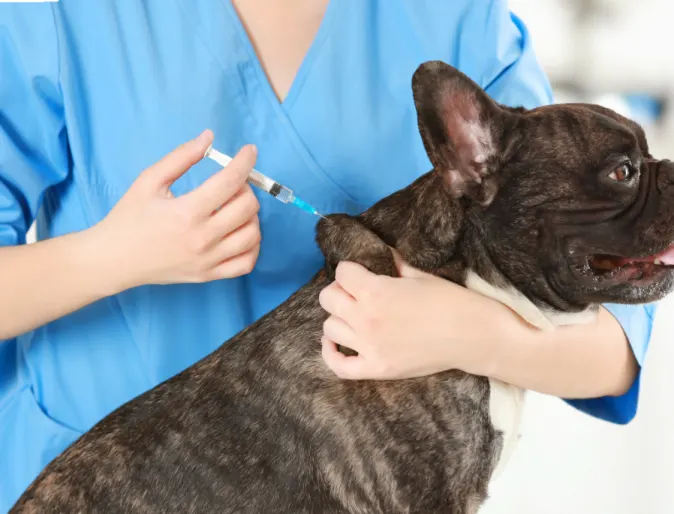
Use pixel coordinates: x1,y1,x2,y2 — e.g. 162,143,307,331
72,224,136,298
450,295,527,379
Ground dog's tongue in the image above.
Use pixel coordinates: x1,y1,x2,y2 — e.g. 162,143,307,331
625,244,674,265
656,245,674,265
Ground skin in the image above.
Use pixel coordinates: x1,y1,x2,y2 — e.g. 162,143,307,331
0,0,637,408
0,131,261,340
320,259,636,398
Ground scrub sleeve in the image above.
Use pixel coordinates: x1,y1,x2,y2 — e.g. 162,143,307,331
565,304,657,424
0,4,83,506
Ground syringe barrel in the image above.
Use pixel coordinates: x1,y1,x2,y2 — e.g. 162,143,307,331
248,170,294,203
204,145,295,203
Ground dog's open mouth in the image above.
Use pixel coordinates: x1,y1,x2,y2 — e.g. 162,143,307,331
586,244,674,280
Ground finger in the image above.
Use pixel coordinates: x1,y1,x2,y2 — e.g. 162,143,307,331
318,282,358,322
205,185,260,239
188,144,257,216
390,248,429,279
142,129,214,191
334,261,379,300
208,245,260,280
321,337,368,380
209,217,261,265
322,315,358,349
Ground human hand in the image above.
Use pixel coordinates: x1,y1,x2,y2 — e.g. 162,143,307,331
91,129,261,292
319,254,509,380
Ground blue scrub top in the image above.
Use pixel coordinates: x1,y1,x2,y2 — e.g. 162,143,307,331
0,0,655,510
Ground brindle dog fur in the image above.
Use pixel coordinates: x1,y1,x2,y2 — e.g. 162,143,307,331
11,61,674,514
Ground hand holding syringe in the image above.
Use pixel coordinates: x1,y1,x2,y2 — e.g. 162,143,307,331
204,145,323,218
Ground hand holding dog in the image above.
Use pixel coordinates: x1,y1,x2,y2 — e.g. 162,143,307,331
320,256,637,400
319,254,513,380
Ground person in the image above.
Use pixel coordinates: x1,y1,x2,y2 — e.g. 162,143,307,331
0,0,655,510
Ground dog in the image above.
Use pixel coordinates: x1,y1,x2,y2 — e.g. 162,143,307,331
11,61,674,514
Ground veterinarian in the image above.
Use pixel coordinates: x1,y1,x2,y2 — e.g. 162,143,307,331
0,0,655,510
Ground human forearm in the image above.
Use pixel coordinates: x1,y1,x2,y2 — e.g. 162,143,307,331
318,258,640,397
460,304,639,399
0,134,261,341
0,227,124,340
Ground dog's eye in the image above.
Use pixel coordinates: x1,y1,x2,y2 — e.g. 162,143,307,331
608,163,635,182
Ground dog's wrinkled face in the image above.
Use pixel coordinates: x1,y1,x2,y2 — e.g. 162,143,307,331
413,61,674,309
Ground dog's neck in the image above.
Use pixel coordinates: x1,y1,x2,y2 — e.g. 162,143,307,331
457,230,598,329
359,172,462,272
465,270,597,331
360,171,597,330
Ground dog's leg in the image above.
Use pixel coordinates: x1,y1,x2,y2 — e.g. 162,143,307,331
316,214,398,279
315,214,398,356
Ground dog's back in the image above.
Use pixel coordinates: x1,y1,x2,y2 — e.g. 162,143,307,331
12,268,498,514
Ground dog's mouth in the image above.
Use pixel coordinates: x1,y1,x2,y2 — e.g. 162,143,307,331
583,244,674,281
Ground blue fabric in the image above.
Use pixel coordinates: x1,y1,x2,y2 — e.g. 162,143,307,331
564,303,657,425
0,0,653,510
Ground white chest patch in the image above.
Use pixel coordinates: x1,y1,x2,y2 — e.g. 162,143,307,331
464,271,595,482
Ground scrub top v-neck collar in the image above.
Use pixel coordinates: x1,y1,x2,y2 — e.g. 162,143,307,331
175,0,360,211
224,0,336,111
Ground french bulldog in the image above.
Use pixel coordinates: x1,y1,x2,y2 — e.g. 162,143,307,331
11,61,674,514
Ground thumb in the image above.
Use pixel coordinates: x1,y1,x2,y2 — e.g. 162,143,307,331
143,129,214,191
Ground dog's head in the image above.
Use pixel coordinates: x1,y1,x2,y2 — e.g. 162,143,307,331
413,61,674,309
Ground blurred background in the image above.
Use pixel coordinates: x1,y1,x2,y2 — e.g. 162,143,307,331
481,1,674,513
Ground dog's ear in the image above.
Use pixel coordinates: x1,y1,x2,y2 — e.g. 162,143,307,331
412,61,515,206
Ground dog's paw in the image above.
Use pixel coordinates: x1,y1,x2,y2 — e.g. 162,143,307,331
316,214,398,278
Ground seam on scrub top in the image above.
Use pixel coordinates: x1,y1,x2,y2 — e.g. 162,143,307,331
224,0,287,114
246,67,363,207
223,0,361,208
0,336,25,415
174,0,259,139
174,0,249,95
49,4,63,95
272,109,362,208
280,0,339,112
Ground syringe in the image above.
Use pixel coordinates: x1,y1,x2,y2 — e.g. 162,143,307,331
204,145,323,217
